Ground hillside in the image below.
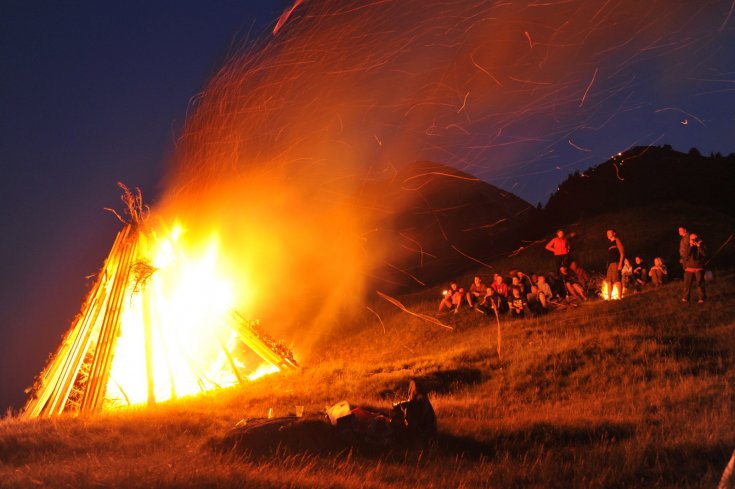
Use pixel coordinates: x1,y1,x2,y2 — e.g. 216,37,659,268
2,248,734,487
544,146,734,227
495,201,735,280
361,160,536,291
3,154,735,488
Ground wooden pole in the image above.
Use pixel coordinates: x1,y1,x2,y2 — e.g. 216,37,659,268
80,224,138,413
22,227,129,418
217,335,244,385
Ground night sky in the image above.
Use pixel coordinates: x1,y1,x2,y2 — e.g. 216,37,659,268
1,1,733,412
0,1,284,412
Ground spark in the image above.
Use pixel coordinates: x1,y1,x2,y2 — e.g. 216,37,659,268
507,76,552,85
655,107,706,127
720,0,735,31
457,91,470,113
365,306,386,334
613,162,624,181
402,171,481,185
399,232,436,266
384,261,425,286
462,218,507,232
524,31,534,49
377,291,453,330
469,52,502,86
450,245,494,269
273,0,305,35
568,139,592,152
579,68,598,107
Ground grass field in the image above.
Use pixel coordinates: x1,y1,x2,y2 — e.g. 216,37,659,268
2,264,734,488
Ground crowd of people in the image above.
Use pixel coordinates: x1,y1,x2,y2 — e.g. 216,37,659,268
438,226,709,319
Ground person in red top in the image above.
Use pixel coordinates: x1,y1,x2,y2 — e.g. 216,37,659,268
489,274,509,312
545,229,571,269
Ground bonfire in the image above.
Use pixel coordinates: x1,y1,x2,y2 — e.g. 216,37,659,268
23,185,297,418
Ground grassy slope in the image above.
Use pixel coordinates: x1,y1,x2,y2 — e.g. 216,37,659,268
2,206,735,489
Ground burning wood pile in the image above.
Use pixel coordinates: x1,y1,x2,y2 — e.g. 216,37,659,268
23,185,297,418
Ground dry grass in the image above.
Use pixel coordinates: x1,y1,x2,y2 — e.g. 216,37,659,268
2,271,734,488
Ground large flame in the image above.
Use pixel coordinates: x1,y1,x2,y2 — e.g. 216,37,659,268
104,220,267,407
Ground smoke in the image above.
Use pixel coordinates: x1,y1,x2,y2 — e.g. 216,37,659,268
155,0,731,349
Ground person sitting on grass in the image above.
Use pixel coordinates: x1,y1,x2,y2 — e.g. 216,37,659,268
621,258,633,294
510,275,522,294
536,275,553,306
649,257,668,287
545,271,566,302
569,260,591,292
508,287,530,319
465,275,485,308
632,256,648,290
515,270,533,295
560,265,587,302
438,281,464,313
490,274,509,313
476,286,496,316
526,284,547,315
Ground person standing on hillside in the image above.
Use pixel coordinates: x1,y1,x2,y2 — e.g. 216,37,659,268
545,229,571,270
682,233,707,303
678,227,690,274
605,229,625,300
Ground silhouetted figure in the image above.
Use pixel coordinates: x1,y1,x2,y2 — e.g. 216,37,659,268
632,256,648,289
605,229,625,299
678,226,690,274
682,233,707,303
391,379,436,444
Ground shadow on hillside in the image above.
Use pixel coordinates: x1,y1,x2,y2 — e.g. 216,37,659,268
627,442,733,486
434,421,636,460
378,368,483,399
209,417,636,462
661,334,733,376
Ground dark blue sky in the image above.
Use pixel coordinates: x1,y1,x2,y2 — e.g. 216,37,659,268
1,1,733,412
0,1,285,412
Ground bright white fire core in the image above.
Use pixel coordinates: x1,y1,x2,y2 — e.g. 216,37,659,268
104,222,271,408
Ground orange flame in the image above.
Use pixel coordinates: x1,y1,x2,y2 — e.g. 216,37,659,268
600,281,621,301
104,220,264,407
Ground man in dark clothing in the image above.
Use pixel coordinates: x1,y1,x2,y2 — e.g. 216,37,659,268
633,256,648,289
391,379,436,444
682,233,707,303
678,227,690,273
